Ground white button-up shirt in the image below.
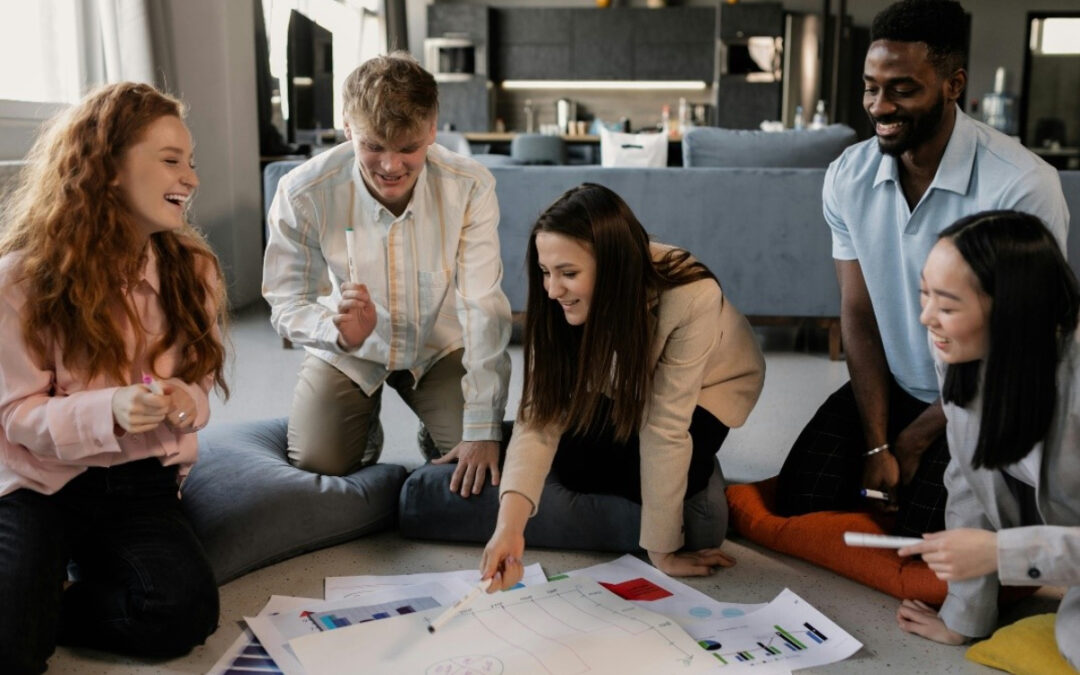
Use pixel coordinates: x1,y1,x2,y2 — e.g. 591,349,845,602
262,142,511,440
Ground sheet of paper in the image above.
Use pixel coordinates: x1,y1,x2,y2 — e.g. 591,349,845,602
207,595,319,675
692,588,862,673
247,581,472,675
290,577,720,675
323,562,547,600
562,554,766,640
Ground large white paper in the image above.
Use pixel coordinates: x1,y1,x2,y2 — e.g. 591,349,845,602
247,581,472,675
207,595,319,675
563,554,766,639
290,577,720,675
324,562,547,600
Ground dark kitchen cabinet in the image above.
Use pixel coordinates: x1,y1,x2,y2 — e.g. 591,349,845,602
571,10,634,80
718,2,783,40
493,9,572,80
632,7,714,81
493,7,715,82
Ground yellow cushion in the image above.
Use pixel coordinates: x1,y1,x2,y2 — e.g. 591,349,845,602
965,613,1078,675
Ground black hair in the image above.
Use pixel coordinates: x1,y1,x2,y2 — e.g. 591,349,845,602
871,0,968,76
939,210,1080,469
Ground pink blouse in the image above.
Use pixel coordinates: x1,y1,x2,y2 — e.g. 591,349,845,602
0,249,217,496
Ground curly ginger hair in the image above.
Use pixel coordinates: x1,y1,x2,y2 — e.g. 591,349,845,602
0,82,228,395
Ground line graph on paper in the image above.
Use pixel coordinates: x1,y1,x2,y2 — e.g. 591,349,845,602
289,578,720,675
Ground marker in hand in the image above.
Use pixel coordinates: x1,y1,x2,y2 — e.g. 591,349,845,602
344,226,358,283
141,373,164,395
861,488,889,501
843,531,923,548
427,578,493,634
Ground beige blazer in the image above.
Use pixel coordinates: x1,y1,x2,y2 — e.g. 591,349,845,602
500,272,765,553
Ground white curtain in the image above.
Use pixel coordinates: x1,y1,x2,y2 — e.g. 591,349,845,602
78,0,159,89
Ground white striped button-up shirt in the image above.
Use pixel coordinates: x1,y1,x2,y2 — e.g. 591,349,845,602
262,142,511,440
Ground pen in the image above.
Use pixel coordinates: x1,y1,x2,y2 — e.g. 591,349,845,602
141,373,164,396
861,488,889,501
427,578,493,634
344,226,358,284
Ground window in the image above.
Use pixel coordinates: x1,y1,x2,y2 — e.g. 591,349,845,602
263,0,385,130
1030,17,1080,56
0,1,81,116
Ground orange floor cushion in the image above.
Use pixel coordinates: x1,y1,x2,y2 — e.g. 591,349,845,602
726,477,947,604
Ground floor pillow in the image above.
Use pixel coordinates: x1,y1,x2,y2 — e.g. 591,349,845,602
966,613,1079,675
398,457,728,553
726,477,946,603
182,418,407,584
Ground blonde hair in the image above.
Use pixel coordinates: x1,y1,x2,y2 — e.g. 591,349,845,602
342,51,438,141
0,82,229,395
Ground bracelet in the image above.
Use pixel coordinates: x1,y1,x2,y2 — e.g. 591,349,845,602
864,443,889,457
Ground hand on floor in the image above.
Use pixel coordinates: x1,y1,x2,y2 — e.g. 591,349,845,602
896,599,967,645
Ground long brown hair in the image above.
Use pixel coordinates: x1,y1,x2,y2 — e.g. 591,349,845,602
0,82,228,395
521,183,715,440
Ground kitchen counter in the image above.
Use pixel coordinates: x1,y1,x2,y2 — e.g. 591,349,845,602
464,132,684,143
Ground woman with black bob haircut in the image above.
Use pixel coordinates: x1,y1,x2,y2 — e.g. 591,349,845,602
479,183,765,584
896,210,1080,668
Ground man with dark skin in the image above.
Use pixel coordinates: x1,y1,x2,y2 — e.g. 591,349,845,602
777,0,1068,535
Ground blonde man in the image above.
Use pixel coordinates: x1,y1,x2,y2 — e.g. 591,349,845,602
263,52,511,497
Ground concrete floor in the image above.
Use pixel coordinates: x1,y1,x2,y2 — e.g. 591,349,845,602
48,305,1059,673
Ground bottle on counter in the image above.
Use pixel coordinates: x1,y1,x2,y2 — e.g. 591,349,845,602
661,104,672,137
810,99,827,129
524,99,535,133
678,97,691,135
793,105,805,130
981,67,1018,136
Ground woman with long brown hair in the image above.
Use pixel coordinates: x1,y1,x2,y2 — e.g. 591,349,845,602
480,183,764,586
0,82,228,673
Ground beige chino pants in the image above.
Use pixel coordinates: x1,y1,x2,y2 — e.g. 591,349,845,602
286,349,467,476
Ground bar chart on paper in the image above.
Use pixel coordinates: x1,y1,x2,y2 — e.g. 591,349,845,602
289,578,721,675
694,589,862,672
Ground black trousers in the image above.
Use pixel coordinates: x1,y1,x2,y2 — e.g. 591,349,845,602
552,402,730,504
0,459,219,674
775,379,949,537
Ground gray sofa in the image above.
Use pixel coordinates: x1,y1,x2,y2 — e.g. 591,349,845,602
263,160,1080,319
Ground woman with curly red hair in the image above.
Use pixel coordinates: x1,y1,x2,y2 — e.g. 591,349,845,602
0,82,228,673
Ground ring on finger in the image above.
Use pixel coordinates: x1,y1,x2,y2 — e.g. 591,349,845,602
177,411,187,422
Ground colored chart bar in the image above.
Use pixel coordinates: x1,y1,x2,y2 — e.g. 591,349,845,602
804,622,829,641
775,625,807,650
396,605,415,614
713,653,728,665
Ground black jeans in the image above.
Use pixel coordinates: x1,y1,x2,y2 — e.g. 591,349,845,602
552,403,730,503
775,379,949,537
0,459,219,674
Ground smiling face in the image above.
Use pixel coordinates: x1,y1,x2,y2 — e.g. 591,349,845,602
112,115,198,240
919,239,992,364
345,115,435,216
534,231,596,326
863,40,959,157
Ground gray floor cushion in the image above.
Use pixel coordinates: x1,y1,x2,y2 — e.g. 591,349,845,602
398,457,728,553
182,418,407,584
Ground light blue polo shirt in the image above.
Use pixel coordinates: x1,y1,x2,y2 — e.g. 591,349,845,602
825,108,1069,402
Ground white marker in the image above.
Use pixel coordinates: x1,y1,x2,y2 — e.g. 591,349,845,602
427,578,493,634
141,373,164,395
344,226,358,283
861,488,889,501
843,532,923,548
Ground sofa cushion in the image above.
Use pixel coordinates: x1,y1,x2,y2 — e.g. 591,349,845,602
399,457,728,552
682,124,857,168
182,418,407,584
726,477,947,603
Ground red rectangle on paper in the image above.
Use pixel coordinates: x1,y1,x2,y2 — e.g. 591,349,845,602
599,577,673,601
